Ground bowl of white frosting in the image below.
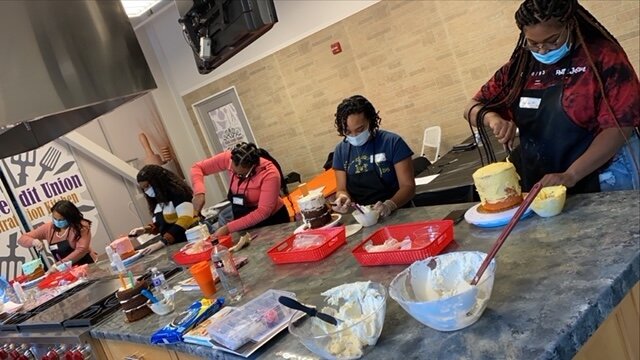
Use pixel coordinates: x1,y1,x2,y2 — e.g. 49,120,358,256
352,206,380,227
389,251,496,331
287,281,386,360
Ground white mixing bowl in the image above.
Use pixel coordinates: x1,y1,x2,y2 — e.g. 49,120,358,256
352,207,380,227
389,251,496,331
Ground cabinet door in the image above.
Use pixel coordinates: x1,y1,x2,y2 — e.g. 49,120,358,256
574,282,639,360
100,339,176,360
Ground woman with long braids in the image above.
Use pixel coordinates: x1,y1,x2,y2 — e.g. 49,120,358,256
332,95,415,217
129,165,198,254
464,0,639,193
190,142,291,237
19,200,97,266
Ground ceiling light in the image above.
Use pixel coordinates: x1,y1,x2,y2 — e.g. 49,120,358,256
121,0,162,17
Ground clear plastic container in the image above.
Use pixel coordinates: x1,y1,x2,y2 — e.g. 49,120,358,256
206,289,296,349
206,309,255,350
241,289,296,342
291,234,325,250
412,224,441,248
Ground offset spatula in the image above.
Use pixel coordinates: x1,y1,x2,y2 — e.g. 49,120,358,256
278,296,341,326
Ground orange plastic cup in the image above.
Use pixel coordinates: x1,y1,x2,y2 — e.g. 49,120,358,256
189,261,216,298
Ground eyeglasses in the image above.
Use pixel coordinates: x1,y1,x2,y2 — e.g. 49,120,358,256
522,27,568,53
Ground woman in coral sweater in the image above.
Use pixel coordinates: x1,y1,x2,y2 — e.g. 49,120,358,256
191,142,290,237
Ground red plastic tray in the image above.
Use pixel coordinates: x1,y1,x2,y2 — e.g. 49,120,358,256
267,227,346,264
351,220,454,266
171,235,234,266
38,270,78,289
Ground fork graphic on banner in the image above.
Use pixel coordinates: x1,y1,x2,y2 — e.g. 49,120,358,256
36,146,62,181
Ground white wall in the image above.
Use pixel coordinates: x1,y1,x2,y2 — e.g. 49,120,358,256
142,1,380,94
71,121,141,251
133,0,379,204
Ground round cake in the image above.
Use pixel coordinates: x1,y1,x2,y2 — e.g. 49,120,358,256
472,162,523,212
297,193,332,229
110,237,136,260
116,280,153,322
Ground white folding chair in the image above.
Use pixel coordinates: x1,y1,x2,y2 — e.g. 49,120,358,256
421,126,441,163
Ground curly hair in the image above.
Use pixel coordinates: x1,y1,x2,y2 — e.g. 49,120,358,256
136,165,193,214
51,200,91,242
470,0,631,163
334,95,381,137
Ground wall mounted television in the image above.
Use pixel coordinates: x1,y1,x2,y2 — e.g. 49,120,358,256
177,0,278,74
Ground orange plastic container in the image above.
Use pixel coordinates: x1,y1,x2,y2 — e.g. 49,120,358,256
351,220,454,266
267,227,346,264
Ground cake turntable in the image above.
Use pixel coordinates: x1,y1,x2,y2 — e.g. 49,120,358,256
294,214,342,234
464,203,533,228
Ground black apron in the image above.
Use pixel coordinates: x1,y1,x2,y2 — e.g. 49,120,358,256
227,175,290,229
345,139,398,205
49,230,94,266
514,82,600,193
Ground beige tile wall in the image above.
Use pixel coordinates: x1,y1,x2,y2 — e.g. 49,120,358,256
183,0,639,181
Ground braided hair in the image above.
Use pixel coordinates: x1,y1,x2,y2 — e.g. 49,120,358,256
231,142,289,196
472,0,632,163
51,200,91,242
137,165,193,214
334,95,381,137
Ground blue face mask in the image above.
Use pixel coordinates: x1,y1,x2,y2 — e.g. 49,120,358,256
346,129,371,147
531,40,570,65
53,218,68,228
144,186,156,198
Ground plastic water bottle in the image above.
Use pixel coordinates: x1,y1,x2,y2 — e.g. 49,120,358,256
104,246,114,263
13,281,26,303
150,267,169,292
211,239,244,302
111,252,125,273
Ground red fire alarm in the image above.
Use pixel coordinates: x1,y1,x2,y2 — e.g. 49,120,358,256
331,42,342,55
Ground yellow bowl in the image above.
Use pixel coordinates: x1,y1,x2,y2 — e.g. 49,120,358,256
530,185,567,217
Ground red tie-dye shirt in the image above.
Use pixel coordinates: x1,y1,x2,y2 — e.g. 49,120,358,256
473,37,640,133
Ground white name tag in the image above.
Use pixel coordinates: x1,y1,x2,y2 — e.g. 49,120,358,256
519,97,541,109
50,244,58,251
372,153,387,163
232,197,244,206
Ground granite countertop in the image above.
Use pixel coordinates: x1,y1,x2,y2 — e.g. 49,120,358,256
91,191,640,360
